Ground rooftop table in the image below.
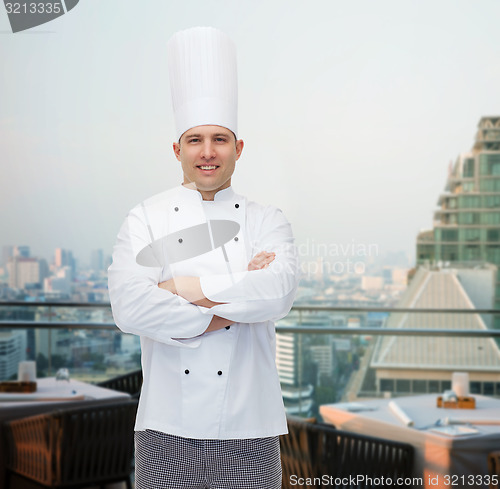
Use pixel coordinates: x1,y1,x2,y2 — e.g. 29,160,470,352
0,377,131,489
320,394,500,489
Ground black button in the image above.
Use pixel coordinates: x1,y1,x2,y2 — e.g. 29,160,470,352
217,371,222,376
174,207,179,212
234,237,238,242
235,203,239,208
225,326,230,330
184,369,189,374
178,238,183,243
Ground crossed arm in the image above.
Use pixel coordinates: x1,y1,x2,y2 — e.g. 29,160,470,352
109,203,298,345
158,251,275,333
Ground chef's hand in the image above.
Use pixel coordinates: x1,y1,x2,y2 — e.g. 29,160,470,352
203,251,275,333
158,250,275,330
157,279,233,333
158,277,221,308
205,315,233,333
248,251,275,271
158,250,275,302
172,315,233,339
158,278,176,294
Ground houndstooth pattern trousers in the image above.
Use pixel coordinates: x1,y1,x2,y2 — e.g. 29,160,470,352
135,429,282,489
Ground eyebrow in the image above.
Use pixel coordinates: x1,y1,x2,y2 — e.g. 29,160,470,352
184,132,231,138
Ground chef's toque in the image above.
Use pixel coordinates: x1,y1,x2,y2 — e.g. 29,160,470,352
167,26,238,141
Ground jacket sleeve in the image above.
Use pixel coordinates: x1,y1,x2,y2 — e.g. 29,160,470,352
199,205,300,323
108,207,212,347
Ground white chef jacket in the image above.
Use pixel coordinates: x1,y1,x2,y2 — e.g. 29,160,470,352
108,184,299,439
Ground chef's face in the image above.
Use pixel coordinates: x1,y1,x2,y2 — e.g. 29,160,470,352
173,125,244,201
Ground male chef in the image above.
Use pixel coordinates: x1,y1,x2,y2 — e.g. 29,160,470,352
108,26,300,489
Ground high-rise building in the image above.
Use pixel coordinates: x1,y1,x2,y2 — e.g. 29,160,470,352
276,331,314,416
1,246,13,267
416,116,500,313
309,345,337,377
90,249,104,272
13,246,30,258
0,331,27,380
55,248,65,268
44,266,72,297
275,312,339,416
7,257,48,289
54,248,75,277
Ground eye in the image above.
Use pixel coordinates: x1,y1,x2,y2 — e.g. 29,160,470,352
187,138,200,143
215,137,227,143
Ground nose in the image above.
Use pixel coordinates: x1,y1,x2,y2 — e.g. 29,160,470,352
200,141,216,160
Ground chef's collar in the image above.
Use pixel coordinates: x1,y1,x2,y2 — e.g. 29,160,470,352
179,183,235,202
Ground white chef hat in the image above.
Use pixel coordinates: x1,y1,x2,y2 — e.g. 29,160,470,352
167,26,238,140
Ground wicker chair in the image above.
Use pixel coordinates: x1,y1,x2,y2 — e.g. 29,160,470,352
97,369,143,399
281,416,414,488
489,451,500,489
4,400,137,489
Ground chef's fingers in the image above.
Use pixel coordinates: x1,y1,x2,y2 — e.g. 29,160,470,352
248,251,275,271
248,252,271,267
254,251,275,263
259,254,275,267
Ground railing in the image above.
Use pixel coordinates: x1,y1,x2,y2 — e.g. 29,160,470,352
1,301,499,417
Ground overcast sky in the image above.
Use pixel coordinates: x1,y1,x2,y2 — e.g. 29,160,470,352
1,0,500,268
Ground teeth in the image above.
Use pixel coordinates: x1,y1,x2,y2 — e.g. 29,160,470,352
200,166,217,170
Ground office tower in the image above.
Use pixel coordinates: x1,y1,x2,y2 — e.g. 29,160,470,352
54,248,65,268
54,248,74,268
44,266,72,296
13,246,30,258
90,249,104,272
309,345,336,377
276,332,314,416
54,248,75,277
416,116,500,313
7,257,48,289
1,246,13,267
276,312,339,416
0,331,27,380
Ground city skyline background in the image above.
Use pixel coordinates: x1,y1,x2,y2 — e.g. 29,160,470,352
2,0,500,267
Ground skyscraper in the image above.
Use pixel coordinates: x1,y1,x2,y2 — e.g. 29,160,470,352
7,257,49,290
13,246,30,258
275,331,314,416
54,248,75,277
1,246,13,267
0,331,27,380
90,249,104,272
54,248,66,268
416,116,500,315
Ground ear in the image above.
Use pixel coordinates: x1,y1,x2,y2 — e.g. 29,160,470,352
235,139,244,160
173,141,181,161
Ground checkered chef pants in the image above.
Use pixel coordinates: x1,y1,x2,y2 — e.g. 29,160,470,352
135,429,282,489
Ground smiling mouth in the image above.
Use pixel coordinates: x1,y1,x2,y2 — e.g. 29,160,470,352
197,165,219,170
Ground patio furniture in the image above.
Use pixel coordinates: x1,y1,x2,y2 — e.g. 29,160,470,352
281,415,414,488
320,395,500,487
489,451,500,489
0,378,132,489
3,399,137,489
97,369,142,399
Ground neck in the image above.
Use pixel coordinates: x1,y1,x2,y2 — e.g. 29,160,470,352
198,188,218,201
182,181,231,201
